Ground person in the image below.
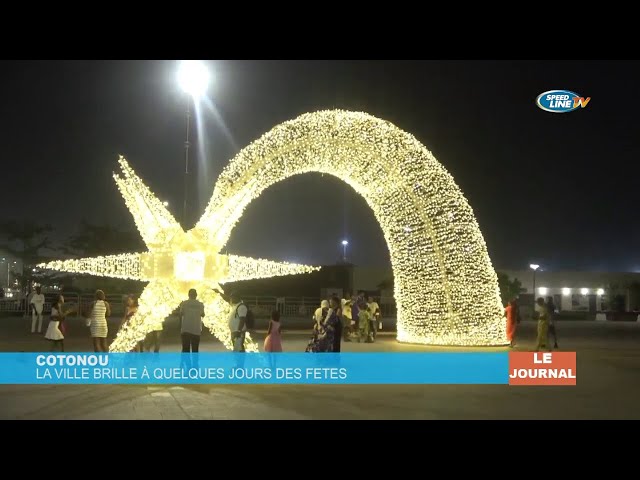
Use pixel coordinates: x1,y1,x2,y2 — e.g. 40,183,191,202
179,288,205,353
30,286,45,334
505,298,518,347
120,295,142,352
341,292,353,341
352,292,362,332
534,297,550,352
44,294,67,351
213,288,248,352
227,292,248,352
313,299,330,329
357,300,373,343
306,296,341,353
330,297,343,352
546,296,559,349
143,320,163,353
264,310,283,352
367,294,380,340
86,290,111,353
307,301,328,352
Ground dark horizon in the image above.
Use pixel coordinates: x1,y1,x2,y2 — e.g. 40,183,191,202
1,60,638,272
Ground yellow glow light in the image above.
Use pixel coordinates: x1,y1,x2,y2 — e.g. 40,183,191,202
41,110,506,348
195,110,506,346
39,156,319,352
174,252,206,281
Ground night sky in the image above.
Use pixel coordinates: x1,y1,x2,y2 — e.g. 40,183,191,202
1,60,638,271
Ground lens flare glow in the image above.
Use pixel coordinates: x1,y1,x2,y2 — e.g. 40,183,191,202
177,60,210,99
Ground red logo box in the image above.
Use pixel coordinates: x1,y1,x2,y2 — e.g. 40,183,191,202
509,352,576,386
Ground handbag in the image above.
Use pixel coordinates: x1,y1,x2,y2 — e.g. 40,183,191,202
59,319,66,335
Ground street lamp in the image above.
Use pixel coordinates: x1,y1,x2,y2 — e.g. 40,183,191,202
341,240,349,262
529,264,540,302
162,201,169,207
177,60,211,228
0,258,7,288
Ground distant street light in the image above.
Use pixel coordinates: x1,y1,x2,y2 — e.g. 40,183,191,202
177,60,211,228
341,240,349,262
530,264,540,302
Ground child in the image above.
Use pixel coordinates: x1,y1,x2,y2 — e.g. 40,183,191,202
264,310,283,352
357,300,373,343
121,295,142,352
45,295,67,352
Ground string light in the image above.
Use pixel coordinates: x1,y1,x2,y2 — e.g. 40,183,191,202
41,109,506,349
196,110,506,346
39,156,319,352
40,254,143,280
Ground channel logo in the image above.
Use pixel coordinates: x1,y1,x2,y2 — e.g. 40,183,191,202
509,351,577,386
536,90,590,113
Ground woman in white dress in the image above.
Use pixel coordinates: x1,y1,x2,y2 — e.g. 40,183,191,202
45,295,66,351
86,289,111,352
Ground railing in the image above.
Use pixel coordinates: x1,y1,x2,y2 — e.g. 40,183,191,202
1,292,398,318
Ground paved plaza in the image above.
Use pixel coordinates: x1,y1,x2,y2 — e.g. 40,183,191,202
0,316,639,419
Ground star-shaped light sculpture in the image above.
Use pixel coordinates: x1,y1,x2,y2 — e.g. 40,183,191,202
40,157,320,352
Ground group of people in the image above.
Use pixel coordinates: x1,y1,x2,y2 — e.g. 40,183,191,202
341,292,381,344
504,296,560,351
41,289,115,352
36,287,251,353
34,287,382,354
304,291,382,353
35,286,566,354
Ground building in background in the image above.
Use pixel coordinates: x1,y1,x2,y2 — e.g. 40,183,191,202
498,269,640,312
351,267,640,314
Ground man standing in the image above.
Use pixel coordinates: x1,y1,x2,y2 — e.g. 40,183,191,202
30,286,45,334
367,294,380,340
214,289,248,352
228,292,248,352
341,292,353,341
179,289,205,353
545,296,559,349
534,297,549,352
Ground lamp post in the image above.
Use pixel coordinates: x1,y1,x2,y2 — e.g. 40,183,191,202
341,240,349,263
1,258,7,288
530,263,540,303
177,60,211,228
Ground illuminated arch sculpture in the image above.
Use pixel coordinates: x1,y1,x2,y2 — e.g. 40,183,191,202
41,110,507,351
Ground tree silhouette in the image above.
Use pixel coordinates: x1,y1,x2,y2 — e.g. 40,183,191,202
61,220,145,257
0,221,53,291
497,272,525,306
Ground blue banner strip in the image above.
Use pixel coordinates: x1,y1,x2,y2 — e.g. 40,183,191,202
0,353,509,385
